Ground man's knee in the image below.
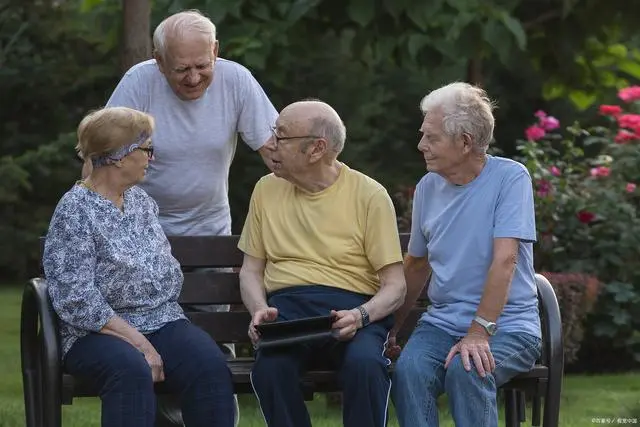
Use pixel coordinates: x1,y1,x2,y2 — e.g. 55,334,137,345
342,352,387,382
444,356,494,390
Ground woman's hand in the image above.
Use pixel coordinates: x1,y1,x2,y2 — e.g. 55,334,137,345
140,341,165,382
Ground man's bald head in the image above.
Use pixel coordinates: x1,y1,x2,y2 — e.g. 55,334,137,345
280,100,347,155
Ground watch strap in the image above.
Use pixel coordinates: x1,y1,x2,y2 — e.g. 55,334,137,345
356,305,370,327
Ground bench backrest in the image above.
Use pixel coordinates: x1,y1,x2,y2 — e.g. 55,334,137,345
169,233,424,345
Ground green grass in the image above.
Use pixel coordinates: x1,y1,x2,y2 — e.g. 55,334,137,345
2,284,639,426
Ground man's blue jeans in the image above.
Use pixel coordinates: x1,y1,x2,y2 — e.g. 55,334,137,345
392,321,541,427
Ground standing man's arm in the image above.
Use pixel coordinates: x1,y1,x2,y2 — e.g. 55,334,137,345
235,66,279,171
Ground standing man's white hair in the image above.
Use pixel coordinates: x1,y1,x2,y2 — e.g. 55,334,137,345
420,82,496,152
153,9,217,58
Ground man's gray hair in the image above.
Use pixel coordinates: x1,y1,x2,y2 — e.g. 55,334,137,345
153,10,217,58
308,116,347,155
420,82,496,152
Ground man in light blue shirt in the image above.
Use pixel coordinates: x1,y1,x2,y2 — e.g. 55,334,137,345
388,82,542,427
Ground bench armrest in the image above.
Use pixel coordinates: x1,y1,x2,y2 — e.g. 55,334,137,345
20,277,62,424
534,272,564,377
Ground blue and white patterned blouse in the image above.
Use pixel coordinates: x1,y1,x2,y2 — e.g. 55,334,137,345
43,183,186,357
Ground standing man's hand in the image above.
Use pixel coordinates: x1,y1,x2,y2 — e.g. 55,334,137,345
248,307,278,345
385,330,402,359
444,333,495,377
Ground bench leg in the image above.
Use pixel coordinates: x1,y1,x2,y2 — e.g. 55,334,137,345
518,391,526,422
504,390,520,427
532,395,542,427
22,368,43,427
543,376,561,427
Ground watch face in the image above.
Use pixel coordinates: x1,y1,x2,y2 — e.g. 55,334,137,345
487,324,497,335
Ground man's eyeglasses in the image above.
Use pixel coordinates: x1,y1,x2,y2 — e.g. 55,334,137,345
135,146,154,159
271,127,322,145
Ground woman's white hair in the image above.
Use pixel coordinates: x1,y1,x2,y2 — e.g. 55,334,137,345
153,10,217,58
420,82,496,152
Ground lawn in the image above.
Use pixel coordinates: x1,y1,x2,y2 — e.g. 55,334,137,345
2,284,638,426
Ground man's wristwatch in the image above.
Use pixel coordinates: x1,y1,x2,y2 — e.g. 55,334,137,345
356,305,370,328
473,315,497,336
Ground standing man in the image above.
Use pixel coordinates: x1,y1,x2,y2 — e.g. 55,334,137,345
98,9,279,427
388,82,542,427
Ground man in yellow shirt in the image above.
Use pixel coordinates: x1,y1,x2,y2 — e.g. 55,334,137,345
237,100,407,427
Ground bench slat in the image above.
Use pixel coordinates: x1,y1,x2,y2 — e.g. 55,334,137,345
186,311,252,343
168,235,243,268
180,272,242,305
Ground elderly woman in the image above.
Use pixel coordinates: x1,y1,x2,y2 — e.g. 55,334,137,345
42,106,235,427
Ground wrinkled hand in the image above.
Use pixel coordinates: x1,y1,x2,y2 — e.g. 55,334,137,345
444,333,495,377
331,309,360,341
248,307,279,345
385,332,402,360
141,344,165,383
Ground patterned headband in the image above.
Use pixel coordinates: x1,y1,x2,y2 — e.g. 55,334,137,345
91,131,150,168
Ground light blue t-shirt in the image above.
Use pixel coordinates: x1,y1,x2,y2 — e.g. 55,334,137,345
106,58,278,236
408,155,541,339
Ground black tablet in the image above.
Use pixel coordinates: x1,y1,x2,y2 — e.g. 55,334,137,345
255,314,335,350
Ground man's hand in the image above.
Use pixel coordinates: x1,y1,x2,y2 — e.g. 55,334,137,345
248,307,278,345
330,309,361,341
385,331,402,359
444,333,495,378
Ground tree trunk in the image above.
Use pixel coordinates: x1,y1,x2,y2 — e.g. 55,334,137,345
121,0,151,74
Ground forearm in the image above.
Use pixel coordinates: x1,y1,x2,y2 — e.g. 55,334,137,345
359,280,406,324
239,270,269,316
469,260,515,333
391,260,431,333
100,315,152,351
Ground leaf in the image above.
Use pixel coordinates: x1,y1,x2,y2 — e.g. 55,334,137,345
347,0,376,27
542,83,566,100
619,60,640,80
287,0,322,22
407,34,430,59
568,90,597,111
482,19,511,66
607,43,628,58
407,0,444,31
498,11,526,50
80,0,104,13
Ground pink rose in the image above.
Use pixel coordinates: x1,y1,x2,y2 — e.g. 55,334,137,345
525,125,546,141
617,114,640,131
590,166,611,177
540,116,560,130
577,211,596,224
549,166,561,177
599,105,622,116
618,86,640,103
615,130,640,144
536,179,552,197
626,183,636,193
534,110,547,119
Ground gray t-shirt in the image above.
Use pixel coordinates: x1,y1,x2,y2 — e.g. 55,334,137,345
106,58,278,236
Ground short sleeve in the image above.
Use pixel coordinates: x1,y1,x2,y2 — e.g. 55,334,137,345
43,197,115,332
237,180,267,259
494,170,537,243
407,181,428,257
364,189,404,271
106,66,147,111
236,69,278,151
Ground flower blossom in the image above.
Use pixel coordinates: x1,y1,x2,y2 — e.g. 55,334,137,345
618,86,640,103
549,166,561,177
615,130,640,144
536,179,552,197
617,114,640,131
525,125,546,141
626,183,636,193
590,166,611,177
599,105,622,116
577,211,596,224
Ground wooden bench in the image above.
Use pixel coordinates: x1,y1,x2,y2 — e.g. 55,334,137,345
21,233,563,427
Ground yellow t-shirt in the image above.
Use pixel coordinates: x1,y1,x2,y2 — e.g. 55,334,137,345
238,163,403,296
